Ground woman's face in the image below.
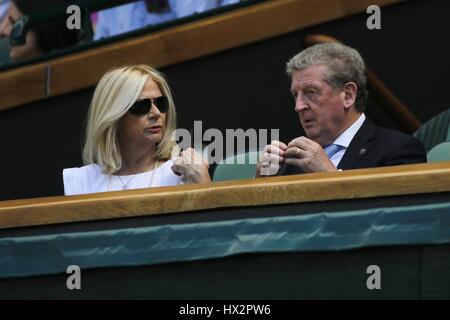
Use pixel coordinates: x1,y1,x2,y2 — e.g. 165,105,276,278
118,78,167,148
0,2,42,60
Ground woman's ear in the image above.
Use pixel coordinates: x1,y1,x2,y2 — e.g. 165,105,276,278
342,82,358,110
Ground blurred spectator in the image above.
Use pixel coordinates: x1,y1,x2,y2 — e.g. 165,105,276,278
0,0,10,21
0,0,78,61
0,0,11,64
94,0,240,40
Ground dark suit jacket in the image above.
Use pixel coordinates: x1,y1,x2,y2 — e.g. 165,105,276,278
279,118,427,175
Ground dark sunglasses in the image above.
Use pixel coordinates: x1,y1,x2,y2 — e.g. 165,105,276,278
128,96,169,116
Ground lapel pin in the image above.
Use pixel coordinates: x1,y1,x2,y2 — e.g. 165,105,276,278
359,148,367,155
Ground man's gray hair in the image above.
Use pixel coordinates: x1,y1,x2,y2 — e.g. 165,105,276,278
286,42,368,112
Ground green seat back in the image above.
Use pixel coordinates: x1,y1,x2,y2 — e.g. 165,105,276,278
427,142,450,163
413,108,450,152
212,151,260,182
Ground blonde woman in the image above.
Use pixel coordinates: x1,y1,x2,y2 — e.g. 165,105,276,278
63,65,210,195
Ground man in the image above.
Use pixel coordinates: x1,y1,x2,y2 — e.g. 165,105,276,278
256,42,426,177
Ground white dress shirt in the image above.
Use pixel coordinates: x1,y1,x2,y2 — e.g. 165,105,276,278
325,113,366,167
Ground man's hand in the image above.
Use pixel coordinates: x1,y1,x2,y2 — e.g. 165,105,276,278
284,136,338,173
171,148,211,183
255,140,288,177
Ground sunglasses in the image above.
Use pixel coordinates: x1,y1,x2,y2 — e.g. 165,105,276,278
128,96,169,116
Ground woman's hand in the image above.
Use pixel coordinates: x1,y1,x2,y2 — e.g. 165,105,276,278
171,148,211,184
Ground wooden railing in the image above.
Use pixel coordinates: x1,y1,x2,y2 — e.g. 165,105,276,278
1,161,450,230
0,0,403,112
304,34,421,134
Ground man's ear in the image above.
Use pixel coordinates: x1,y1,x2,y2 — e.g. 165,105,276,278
342,82,357,110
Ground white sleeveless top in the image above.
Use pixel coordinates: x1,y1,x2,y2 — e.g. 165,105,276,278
63,159,184,195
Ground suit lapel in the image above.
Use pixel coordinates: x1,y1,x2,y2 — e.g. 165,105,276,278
337,118,376,170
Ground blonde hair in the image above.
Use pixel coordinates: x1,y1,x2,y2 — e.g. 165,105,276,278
83,65,177,174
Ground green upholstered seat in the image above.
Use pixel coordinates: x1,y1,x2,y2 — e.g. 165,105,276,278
427,141,450,163
413,108,450,152
212,151,260,182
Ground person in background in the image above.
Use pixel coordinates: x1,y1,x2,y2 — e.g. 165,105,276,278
256,42,426,177
94,0,240,40
63,65,211,195
0,0,9,21
0,0,10,64
0,0,78,61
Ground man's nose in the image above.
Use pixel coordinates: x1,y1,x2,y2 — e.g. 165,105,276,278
294,95,309,112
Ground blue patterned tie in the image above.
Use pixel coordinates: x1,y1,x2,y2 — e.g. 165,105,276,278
324,144,343,159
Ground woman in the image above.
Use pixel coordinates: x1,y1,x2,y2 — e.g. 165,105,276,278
0,0,78,61
63,65,210,195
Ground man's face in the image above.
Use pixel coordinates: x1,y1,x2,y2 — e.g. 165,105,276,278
290,64,347,146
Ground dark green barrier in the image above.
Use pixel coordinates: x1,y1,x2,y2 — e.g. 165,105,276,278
1,201,450,299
